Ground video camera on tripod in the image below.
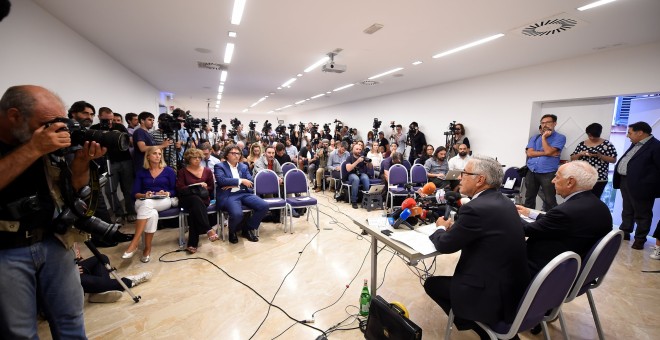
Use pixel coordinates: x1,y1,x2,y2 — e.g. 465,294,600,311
372,117,382,135
211,117,222,133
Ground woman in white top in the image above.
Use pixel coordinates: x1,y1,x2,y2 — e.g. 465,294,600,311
366,141,384,175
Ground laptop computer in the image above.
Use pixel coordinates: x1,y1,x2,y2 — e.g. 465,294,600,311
366,184,386,195
445,170,462,180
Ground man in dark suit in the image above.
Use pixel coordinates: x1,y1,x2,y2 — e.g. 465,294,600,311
613,121,660,250
424,155,530,340
517,160,612,276
214,145,269,244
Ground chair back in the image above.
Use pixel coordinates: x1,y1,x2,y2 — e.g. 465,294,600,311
254,169,281,197
501,166,522,189
414,158,423,165
340,161,349,182
389,164,409,186
284,168,310,197
486,252,581,337
410,163,428,185
281,162,297,176
567,229,622,301
402,160,412,170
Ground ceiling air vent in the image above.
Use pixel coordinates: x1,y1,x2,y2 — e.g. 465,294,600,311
197,61,227,71
512,13,587,38
359,80,380,86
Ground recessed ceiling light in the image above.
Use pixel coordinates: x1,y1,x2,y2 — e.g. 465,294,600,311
220,70,228,82
304,56,330,73
333,84,354,92
242,109,248,112
368,67,404,80
577,0,616,11
295,100,306,105
231,0,247,25
412,61,423,65
228,31,237,38
215,104,219,108
310,93,325,99
224,43,235,64
283,105,292,109
432,33,504,58
267,110,274,113
297,73,303,77
277,87,282,90
281,78,297,88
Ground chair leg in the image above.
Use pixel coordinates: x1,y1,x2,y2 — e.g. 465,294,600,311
178,215,185,249
587,290,605,340
444,309,454,340
558,308,570,340
315,205,319,230
541,321,551,340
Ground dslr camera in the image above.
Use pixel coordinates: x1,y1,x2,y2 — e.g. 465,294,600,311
46,117,129,156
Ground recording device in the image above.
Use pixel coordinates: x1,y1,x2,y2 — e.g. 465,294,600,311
363,157,372,163
211,117,222,133
52,196,121,244
390,121,396,129
372,118,382,135
98,119,112,131
392,208,413,229
261,120,272,134
248,120,258,131
46,117,129,156
443,121,457,137
157,114,180,138
228,118,241,139
443,191,462,221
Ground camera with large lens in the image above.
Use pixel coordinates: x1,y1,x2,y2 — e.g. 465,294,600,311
230,118,241,129
52,190,121,244
211,117,222,132
261,120,272,134
249,120,258,131
158,114,181,136
363,157,372,163
443,121,456,136
184,114,202,131
275,124,286,134
373,118,382,130
46,117,129,156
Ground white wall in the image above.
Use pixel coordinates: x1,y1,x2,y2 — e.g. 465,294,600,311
289,42,660,169
0,0,159,116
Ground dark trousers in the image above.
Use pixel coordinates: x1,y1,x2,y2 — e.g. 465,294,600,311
105,159,136,216
592,181,607,199
219,192,269,233
79,255,132,294
423,276,491,339
619,176,655,240
523,171,557,211
180,195,212,247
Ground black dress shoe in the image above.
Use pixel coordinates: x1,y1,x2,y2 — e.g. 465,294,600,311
352,202,358,209
623,231,630,240
228,232,238,244
631,238,645,250
242,229,258,242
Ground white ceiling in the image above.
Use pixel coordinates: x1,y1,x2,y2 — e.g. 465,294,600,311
34,0,660,117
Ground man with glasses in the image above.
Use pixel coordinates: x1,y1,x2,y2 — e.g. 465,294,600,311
425,155,530,340
214,145,268,244
523,114,566,211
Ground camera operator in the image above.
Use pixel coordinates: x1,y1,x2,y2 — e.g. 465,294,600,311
219,123,229,142
328,141,349,191
233,123,247,144
407,121,427,164
377,131,390,154
151,113,179,169
90,107,137,222
344,143,373,209
133,111,174,172
200,124,216,145
0,85,107,338
173,109,197,160
447,122,470,158
391,123,407,154
308,139,329,193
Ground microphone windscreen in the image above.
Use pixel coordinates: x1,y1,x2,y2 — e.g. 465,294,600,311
445,191,462,202
400,208,412,221
459,197,471,206
410,206,423,216
401,197,417,210
421,182,436,195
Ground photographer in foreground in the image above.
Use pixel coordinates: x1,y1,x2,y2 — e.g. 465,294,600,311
0,85,107,338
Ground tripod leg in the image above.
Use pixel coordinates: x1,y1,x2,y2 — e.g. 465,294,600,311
84,241,141,303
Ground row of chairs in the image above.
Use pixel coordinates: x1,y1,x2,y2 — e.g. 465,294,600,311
445,229,623,340
154,168,320,248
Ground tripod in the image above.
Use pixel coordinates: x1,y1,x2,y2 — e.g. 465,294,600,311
83,240,141,303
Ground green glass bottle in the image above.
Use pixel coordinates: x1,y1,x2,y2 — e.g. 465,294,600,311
359,279,371,316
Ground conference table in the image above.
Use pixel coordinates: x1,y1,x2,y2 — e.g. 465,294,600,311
353,218,441,296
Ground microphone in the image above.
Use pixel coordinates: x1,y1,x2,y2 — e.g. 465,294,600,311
401,197,417,210
421,182,436,196
392,208,414,229
443,191,462,221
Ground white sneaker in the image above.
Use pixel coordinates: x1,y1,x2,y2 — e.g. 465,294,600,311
125,271,152,287
650,246,660,260
88,290,123,303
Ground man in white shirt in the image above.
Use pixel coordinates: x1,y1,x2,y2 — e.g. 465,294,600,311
448,144,471,170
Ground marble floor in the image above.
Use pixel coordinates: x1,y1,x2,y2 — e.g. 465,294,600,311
38,191,660,340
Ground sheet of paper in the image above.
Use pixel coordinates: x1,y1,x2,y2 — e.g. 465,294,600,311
389,230,438,255
368,216,389,228
264,198,283,202
504,177,516,189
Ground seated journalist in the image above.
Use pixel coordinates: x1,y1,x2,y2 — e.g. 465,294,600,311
214,145,269,244
424,155,530,340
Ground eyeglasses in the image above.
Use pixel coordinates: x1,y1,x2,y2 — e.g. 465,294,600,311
460,171,482,177
227,152,241,156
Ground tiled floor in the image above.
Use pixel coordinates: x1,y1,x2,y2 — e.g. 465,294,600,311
38,191,660,339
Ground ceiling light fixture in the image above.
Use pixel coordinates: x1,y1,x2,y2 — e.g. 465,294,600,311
217,85,224,93
216,94,222,100
333,84,354,92
220,70,228,82
577,0,616,11
224,43,235,64
231,0,247,25
310,93,325,99
412,61,423,65
281,78,297,88
295,100,306,105
304,56,330,73
368,67,404,80
433,33,504,58
228,31,237,38
242,109,248,113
